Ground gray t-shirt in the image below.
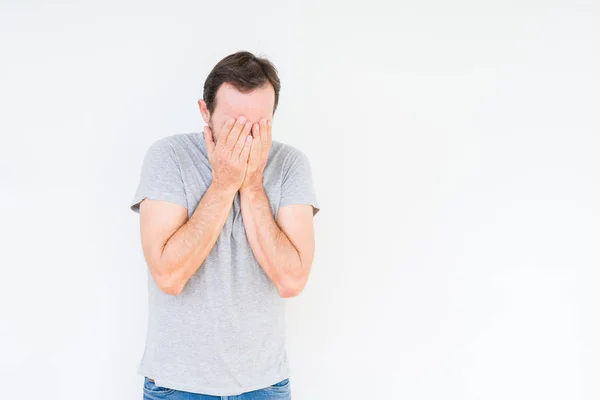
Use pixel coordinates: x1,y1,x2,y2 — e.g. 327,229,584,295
130,132,320,396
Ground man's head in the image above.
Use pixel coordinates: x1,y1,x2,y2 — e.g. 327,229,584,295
198,51,280,141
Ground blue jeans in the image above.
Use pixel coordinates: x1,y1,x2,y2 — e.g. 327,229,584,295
143,377,291,400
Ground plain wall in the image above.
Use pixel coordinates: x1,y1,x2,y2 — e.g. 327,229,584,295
1,1,599,399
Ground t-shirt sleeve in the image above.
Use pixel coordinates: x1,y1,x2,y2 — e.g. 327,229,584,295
279,150,320,216
130,138,187,213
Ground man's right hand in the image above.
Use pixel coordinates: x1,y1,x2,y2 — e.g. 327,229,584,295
203,116,253,193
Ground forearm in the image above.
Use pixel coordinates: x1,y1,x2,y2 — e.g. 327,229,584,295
158,183,236,290
240,186,302,295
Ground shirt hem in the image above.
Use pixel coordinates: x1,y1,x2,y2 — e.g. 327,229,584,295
138,368,290,396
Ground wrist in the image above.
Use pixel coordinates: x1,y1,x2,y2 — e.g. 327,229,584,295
240,183,264,197
210,181,238,197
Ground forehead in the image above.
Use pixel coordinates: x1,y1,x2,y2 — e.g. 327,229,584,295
214,82,275,122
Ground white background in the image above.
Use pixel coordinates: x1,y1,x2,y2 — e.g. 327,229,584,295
1,1,599,399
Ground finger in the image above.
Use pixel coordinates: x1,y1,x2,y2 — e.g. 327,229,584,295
226,116,247,151
260,118,268,142
239,134,253,163
233,121,252,159
217,117,236,148
265,119,272,154
251,123,261,158
260,118,269,156
250,128,260,164
267,119,272,141
203,126,215,153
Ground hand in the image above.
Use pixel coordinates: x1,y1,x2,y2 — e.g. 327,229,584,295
204,116,253,193
240,118,272,193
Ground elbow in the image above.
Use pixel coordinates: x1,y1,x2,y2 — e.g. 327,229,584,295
276,252,312,298
277,275,308,298
278,286,298,298
158,281,184,296
153,270,185,296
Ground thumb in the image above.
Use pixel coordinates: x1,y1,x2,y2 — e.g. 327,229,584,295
203,126,215,153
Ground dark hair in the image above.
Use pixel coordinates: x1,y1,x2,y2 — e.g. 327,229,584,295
203,51,281,115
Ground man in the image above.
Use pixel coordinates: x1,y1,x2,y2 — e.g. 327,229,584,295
130,50,320,399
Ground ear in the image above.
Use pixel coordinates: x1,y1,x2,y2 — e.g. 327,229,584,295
197,99,210,124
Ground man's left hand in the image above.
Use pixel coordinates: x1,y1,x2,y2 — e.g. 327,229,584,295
240,118,272,193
